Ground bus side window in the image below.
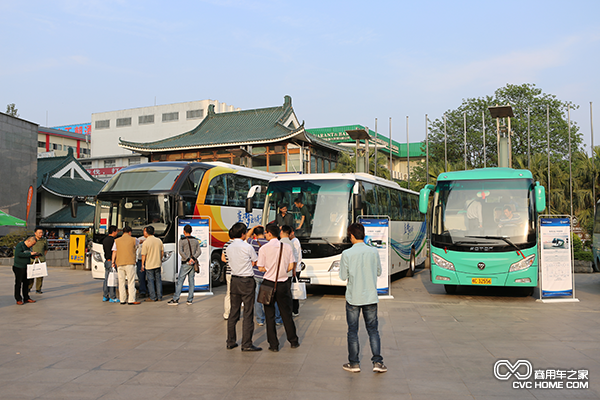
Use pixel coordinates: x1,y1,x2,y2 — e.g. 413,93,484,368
206,175,227,206
400,192,410,220
390,189,401,221
376,185,390,218
227,174,251,207
361,182,377,216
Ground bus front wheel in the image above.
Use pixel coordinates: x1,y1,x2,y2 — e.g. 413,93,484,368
406,250,416,277
210,253,224,287
444,284,457,294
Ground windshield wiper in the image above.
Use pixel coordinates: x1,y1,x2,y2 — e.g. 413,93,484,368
307,237,340,250
465,235,521,253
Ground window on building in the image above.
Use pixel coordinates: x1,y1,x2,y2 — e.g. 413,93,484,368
253,155,267,171
129,158,140,165
38,141,45,148
162,112,179,122
95,120,110,129
52,143,62,150
139,115,155,125
116,117,132,127
269,154,286,173
80,161,92,169
310,155,317,173
104,159,116,168
186,109,204,120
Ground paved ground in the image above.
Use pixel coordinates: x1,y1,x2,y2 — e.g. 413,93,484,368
1,265,600,400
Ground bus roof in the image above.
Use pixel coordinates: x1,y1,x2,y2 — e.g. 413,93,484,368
436,168,534,182
268,172,419,194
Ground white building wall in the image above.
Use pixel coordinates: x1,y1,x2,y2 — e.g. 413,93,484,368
39,192,65,219
91,99,240,157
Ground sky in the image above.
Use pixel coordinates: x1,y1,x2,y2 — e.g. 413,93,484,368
2,0,600,150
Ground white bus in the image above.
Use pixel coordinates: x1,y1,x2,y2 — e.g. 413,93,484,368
90,161,274,286
251,173,427,286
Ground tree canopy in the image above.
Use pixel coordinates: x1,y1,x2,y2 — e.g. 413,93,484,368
424,83,582,170
5,103,19,118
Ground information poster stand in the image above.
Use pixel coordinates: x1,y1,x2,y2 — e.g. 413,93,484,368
537,215,579,303
358,216,393,299
177,216,213,297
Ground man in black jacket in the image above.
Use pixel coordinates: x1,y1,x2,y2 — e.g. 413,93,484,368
13,236,39,305
102,226,119,303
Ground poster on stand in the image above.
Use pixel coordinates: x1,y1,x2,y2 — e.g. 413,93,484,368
177,217,211,294
358,216,391,296
539,217,573,298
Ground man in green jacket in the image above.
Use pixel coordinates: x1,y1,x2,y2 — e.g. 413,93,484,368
28,228,48,294
14,236,39,305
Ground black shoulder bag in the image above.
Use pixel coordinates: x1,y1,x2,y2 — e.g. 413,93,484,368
257,243,283,305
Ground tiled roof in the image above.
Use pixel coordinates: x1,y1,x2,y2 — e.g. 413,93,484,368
39,204,95,228
38,148,105,198
120,96,306,153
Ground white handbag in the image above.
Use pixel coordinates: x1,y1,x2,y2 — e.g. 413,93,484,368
107,267,118,287
291,277,307,300
27,258,48,279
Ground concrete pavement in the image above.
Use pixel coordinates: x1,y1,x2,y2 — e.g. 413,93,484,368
1,265,600,399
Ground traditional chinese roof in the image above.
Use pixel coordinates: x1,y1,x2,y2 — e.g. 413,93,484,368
119,96,347,154
37,148,105,198
39,203,95,228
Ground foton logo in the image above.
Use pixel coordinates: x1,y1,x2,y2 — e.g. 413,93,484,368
494,360,532,381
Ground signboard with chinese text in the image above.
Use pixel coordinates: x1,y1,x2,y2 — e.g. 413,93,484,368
539,217,576,300
358,216,391,297
177,217,212,295
69,234,86,264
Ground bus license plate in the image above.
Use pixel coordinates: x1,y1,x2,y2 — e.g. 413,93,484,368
298,277,311,284
472,278,491,285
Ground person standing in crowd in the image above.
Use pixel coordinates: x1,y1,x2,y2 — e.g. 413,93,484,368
225,222,261,351
135,234,148,299
141,225,164,302
257,224,299,352
13,236,38,305
102,226,119,303
221,237,233,319
247,225,269,326
112,226,141,305
289,226,303,316
275,204,294,228
168,224,201,306
28,227,48,294
339,223,386,373
294,198,311,235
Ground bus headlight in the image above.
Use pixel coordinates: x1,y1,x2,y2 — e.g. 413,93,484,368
328,260,340,273
162,251,174,263
509,254,535,272
92,251,103,262
432,253,455,271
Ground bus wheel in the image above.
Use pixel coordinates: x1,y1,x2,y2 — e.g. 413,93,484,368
406,250,416,277
210,254,224,287
444,284,457,294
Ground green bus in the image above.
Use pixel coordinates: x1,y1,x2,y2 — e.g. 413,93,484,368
419,168,546,294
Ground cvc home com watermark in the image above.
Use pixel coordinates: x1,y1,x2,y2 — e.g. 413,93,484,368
494,360,589,389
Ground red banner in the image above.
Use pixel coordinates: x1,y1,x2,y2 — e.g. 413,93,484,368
26,185,33,223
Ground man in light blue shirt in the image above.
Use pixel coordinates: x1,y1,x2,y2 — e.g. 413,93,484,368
339,223,387,373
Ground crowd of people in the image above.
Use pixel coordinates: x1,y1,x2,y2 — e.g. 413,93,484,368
11,219,387,373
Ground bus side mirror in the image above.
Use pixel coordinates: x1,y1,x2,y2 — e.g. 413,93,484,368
419,184,434,214
535,183,546,213
177,198,185,217
70,197,78,218
246,185,265,213
353,194,362,212
245,197,253,214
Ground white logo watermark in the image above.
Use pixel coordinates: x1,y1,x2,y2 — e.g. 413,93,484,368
494,359,589,389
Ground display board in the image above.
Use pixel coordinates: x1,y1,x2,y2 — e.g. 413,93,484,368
358,216,392,297
539,216,577,302
177,217,211,295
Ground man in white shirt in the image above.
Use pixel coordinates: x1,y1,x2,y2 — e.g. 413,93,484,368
257,224,299,352
224,222,261,352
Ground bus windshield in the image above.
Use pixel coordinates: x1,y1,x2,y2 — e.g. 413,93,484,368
431,178,536,250
94,194,173,237
102,166,185,192
265,179,353,241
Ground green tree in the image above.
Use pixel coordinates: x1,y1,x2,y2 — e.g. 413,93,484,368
5,103,19,117
331,151,391,179
425,84,582,169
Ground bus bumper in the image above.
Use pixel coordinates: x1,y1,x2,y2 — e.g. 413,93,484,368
300,256,347,286
431,265,538,287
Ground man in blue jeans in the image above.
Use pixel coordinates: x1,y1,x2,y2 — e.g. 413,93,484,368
168,224,201,306
339,223,387,373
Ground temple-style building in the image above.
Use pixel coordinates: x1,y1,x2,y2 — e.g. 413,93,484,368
119,96,346,174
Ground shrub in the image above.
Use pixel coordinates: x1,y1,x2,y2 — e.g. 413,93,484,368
0,229,34,249
574,251,593,262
